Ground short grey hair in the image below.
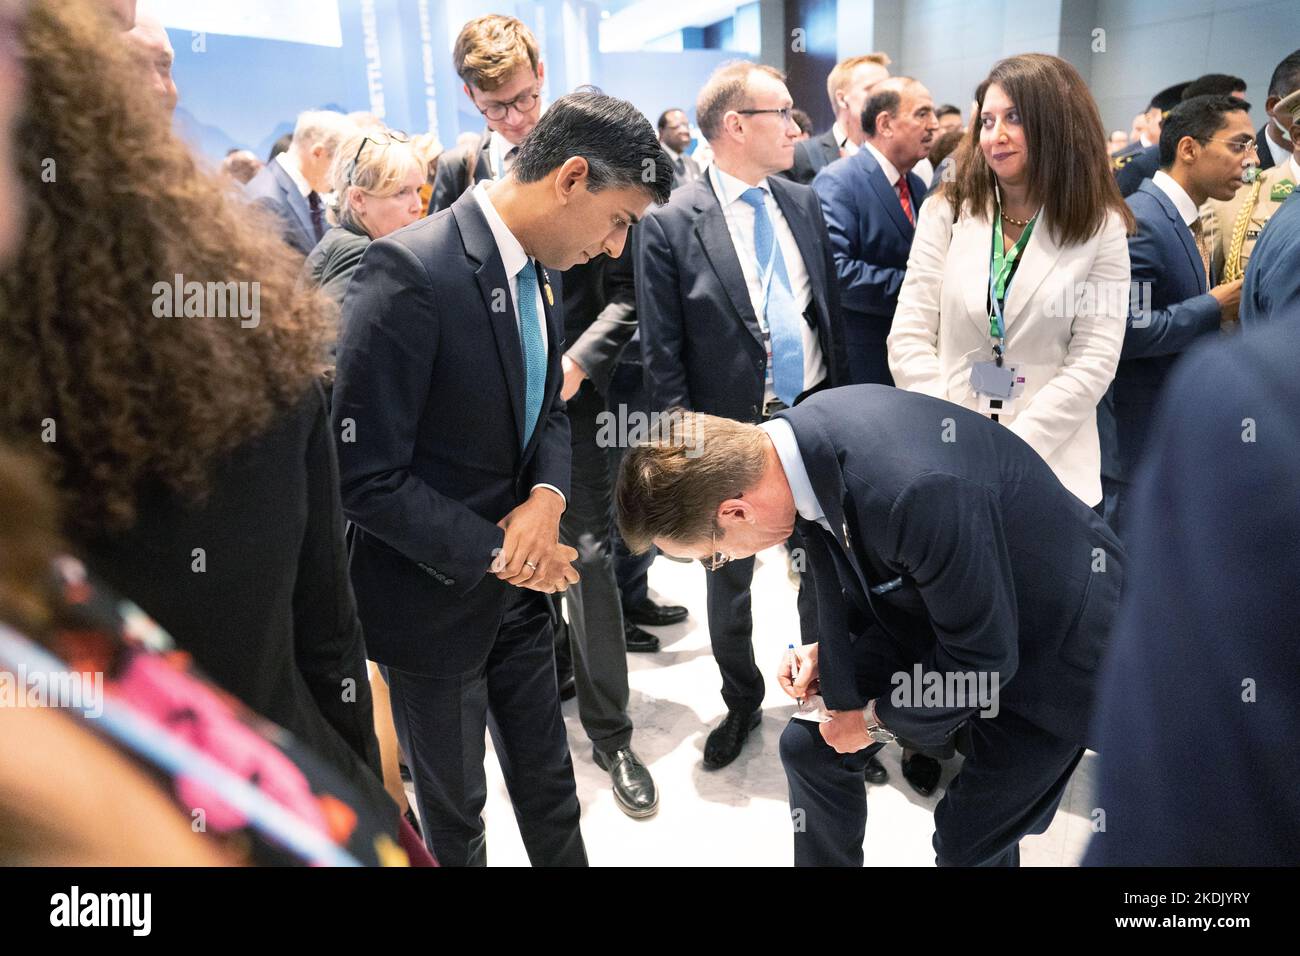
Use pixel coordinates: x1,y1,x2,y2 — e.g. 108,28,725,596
291,110,355,158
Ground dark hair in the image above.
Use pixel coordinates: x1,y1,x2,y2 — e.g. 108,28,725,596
1268,49,1300,98
943,53,1135,245
929,127,963,167
1159,94,1252,168
790,107,814,136
1148,82,1190,113
656,108,684,131
861,87,901,137
935,103,962,119
513,87,673,205
268,132,292,163
1181,73,1247,100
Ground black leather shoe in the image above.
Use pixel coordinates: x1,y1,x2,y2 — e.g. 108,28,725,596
864,754,889,785
624,622,661,653
593,747,659,818
623,598,688,627
901,752,942,796
558,672,576,702
703,708,761,769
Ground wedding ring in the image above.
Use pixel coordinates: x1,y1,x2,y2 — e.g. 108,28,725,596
525,560,538,570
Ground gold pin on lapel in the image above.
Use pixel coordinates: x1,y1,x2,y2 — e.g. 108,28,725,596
542,268,554,307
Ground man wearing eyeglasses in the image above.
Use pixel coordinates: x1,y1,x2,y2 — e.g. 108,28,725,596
430,15,545,213
637,60,853,772
1099,94,1258,537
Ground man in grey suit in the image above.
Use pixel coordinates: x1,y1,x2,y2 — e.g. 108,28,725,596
658,108,701,188
244,110,352,255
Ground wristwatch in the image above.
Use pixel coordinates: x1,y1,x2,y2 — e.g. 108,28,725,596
863,699,897,744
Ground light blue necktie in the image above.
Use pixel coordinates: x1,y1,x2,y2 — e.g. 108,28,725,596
515,261,547,449
739,186,804,406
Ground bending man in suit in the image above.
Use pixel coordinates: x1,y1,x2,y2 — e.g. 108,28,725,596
637,60,854,773
813,77,937,385
779,53,890,186
333,91,671,866
245,109,353,255
617,387,1125,866
430,14,544,213
1099,94,1255,536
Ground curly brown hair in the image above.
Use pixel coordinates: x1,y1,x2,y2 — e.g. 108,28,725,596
0,0,331,533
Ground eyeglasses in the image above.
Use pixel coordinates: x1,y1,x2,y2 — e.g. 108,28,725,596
346,131,409,185
1206,136,1258,156
736,107,795,125
699,529,733,572
477,88,540,121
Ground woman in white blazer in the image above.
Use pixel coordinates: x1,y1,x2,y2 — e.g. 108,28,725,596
889,54,1134,508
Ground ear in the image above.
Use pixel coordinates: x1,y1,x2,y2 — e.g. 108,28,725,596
536,61,546,85
1177,134,1200,165
717,496,755,526
348,186,366,216
553,156,589,204
722,109,745,142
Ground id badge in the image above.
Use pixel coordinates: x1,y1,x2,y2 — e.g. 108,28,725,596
971,360,1015,398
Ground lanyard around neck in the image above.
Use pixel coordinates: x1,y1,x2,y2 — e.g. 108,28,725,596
987,206,1038,359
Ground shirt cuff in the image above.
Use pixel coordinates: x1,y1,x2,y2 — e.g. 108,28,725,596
532,483,567,510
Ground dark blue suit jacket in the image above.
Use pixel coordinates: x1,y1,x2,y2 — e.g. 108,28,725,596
812,148,926,385
778,386,1125,749
1114,143,1160,198
635,173,848,422
244,159,318,256
1099,178,1221,485
1241,189,1300,326
1085,321,1300,865
332,190,570,676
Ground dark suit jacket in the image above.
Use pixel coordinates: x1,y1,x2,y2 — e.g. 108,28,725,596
636,173,848,422
82,382,383,786
430,135,492,213
662,146,702,190
561,236,638,396
780,128,840,186
1114,143,1160,198
332,191,571,676
1241,189,1300,325
1099,179,1221,484
812,148,926,385
1257,122,1277,171
245,159,318,255
1084,321,1300,864
302,223,371,306
778,386,1125,749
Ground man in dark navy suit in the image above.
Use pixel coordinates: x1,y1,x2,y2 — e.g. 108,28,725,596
1242,188,1300,326
1085,317,1300,866
1099,95,1256,536
637,60,851,772
813,77,937,386
333,91,671,866
616,386,1124,866
244,110,351,255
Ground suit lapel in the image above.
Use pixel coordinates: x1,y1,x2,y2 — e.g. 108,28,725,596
956,214,995,337
273,162,317,246
862,153,915,241
770,178,820,289
692,178,765,350
453,192,527,449
1144,181,1207,294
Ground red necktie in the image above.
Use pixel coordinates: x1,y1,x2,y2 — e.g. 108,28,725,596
896,176,915,226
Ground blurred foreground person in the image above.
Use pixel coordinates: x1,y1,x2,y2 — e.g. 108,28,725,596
0,0,383,794
1085,318,1300,865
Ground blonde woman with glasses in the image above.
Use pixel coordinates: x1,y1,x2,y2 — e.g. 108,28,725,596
303,130,425,306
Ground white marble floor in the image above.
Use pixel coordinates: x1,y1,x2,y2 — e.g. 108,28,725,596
429,546,1099,866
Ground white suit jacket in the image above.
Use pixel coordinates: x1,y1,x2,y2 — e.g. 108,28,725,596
888,193,1129,506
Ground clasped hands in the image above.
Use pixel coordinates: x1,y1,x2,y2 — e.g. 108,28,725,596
777,642,873,754
490,487,580,593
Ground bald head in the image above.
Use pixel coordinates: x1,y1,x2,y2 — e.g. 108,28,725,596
105,0,137,30
125,11,178,114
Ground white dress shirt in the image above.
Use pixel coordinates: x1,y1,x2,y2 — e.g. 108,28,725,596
707,163,826,400
759,418,830,533
1152,170,1200,226
832,120,858,156
488,130,520,181
471,181,563,503
1266,126,1292,171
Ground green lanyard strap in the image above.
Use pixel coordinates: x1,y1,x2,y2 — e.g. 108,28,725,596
988,207,1038,342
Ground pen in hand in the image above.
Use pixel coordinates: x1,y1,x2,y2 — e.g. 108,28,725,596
788,643,803,706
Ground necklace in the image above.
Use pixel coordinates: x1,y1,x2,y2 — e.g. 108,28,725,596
1001,210,1034,227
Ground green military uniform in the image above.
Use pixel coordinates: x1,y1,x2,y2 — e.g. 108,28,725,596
1202,87,1300,281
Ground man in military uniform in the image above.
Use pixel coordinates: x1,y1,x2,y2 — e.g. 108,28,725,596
1203,87,1300,283
1112,82,1189,196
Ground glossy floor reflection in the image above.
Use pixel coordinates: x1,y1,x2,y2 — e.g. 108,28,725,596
419,545,1099,866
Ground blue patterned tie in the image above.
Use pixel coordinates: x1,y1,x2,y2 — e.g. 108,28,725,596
515,261,547,449
739,187,804,406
